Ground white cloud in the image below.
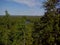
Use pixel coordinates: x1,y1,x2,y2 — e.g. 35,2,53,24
10,8,44,16
6,0,42,7
2,0,44,15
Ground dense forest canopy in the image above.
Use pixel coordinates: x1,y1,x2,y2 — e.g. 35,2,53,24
0,0,60,45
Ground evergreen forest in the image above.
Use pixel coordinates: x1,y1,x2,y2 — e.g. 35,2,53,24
0,0,60,45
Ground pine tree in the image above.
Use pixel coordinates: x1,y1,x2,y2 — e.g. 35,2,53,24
41,0,60,45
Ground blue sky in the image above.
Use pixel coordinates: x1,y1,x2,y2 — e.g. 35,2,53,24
0,0,45,16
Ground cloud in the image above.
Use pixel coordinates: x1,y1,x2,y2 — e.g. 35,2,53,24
6,0,42,7
0,0,44,15
9,8,44,16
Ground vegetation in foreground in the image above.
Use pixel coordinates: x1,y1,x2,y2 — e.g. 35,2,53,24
0,0,60,45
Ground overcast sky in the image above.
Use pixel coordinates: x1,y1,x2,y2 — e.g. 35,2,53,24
0,0,45,16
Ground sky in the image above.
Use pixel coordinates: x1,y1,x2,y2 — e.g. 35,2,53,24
0,0,45,16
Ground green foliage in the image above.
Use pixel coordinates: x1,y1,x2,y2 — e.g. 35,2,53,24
0,1,60,45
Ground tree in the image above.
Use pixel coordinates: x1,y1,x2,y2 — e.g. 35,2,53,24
40,0,60,45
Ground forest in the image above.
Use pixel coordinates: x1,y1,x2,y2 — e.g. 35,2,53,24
0,0,60,45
